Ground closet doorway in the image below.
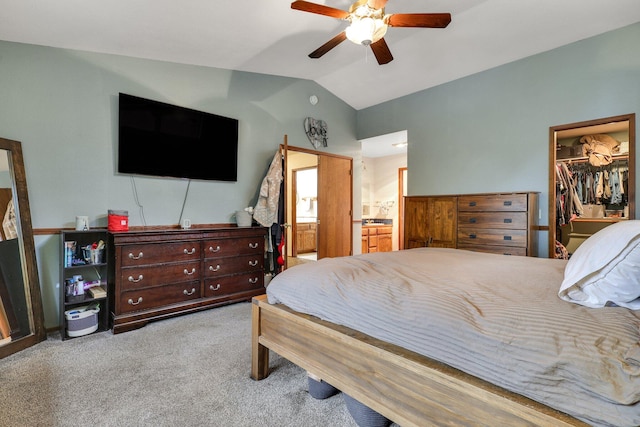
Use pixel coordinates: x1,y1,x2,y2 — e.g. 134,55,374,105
284,145,353,268
549,113,635,258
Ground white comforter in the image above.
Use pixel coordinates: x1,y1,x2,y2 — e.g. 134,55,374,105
267,248,640,427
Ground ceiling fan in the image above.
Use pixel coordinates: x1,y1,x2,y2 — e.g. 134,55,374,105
291,0,451,65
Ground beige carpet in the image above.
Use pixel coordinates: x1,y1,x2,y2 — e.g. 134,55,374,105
0,302,358,427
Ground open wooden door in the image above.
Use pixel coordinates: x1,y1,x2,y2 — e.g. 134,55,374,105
283,144,352,265
317,154,352,258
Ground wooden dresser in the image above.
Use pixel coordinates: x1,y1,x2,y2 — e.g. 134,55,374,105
108,227,266,333
404,192,538,256
457,193,538,256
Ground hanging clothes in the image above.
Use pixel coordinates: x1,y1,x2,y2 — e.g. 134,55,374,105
556,162,584,225
253,149,285,275
253,150,283,227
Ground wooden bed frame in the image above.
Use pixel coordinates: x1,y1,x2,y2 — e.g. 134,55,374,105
251,294,588,426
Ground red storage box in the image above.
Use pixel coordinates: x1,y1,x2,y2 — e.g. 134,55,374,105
108,210,129,232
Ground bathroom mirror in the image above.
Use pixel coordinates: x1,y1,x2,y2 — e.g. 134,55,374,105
0,137,45,358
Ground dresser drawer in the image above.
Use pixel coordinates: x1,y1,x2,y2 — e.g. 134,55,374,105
203,236,264,258
458,194,529,212
120,241,201,267
377,226,392,235
457,228,527,247
120,260,201,290
204,272,263,297
119,281,201,314
457,212,528,229
458,244,527,256
204,254,263,277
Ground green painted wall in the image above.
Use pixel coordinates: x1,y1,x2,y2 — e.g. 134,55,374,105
0,41,358,327
356,22,640,258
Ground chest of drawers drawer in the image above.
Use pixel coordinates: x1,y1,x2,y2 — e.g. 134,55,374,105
203,236,263,258
120,260,201,290
457,228,527,247
458,194,528,212
204,272,264,298
457,212,528,229
120,241,201,267
204,254,263,277
119,281,201,314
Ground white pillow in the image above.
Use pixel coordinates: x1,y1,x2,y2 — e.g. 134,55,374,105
559,220,640,309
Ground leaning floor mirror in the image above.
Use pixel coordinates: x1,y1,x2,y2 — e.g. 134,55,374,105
0,137,45,358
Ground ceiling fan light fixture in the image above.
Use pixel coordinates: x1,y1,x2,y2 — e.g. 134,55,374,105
346,16,387,46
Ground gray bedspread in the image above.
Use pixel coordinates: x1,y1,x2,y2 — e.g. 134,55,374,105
266,248,640,427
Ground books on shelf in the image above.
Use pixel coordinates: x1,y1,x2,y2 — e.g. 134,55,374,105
88,286,107,299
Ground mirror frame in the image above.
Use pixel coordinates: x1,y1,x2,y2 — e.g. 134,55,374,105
0,137,46,358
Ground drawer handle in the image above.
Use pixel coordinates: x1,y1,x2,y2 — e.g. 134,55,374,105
249,260,258,267
183,247,196,255
503,235,512,241
209,245,221,253
503,218,512,223
469,234,477,239
209,264,221,272
209,284,221,291
183,288,196,296
249,242,259,249
184,268,196,276
469,218,477,223
128,252,143,260
503,201,512,206
249,277,259,284
128,275,144,283
468,201,476,207
127,297,143,305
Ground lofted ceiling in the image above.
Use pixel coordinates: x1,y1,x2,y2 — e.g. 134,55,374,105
0,1,639,111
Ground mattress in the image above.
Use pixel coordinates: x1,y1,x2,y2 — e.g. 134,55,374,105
266,248,640,427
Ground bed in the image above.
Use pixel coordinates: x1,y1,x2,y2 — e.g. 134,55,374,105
251,221,640,427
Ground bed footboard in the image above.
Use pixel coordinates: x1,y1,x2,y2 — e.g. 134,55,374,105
250,295,586,427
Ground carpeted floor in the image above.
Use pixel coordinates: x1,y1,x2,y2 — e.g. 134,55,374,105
0,302,359,427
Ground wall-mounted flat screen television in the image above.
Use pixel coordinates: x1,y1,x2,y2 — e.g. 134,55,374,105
118,93,238,181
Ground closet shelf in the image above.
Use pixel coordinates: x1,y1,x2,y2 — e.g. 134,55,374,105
556,154,628,164
571,217,628,223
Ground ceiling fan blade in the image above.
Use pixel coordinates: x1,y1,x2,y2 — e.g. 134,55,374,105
291,1,350,19
387,13,451,28
370,38,393,65
367,0,388,9
309,31,348,58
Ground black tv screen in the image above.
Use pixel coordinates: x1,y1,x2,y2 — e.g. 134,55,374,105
118,93,238,181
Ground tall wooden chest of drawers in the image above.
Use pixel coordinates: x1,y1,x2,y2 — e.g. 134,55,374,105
457,192,538,256
108,227,266,333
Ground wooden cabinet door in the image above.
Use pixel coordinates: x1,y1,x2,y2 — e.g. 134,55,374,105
404,196,457,249
361,234,369,254
426,197,457,248
404,197,429,248
377,232,392,252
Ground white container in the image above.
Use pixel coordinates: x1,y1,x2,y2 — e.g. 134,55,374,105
65,305,99,337
236,210,253,227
